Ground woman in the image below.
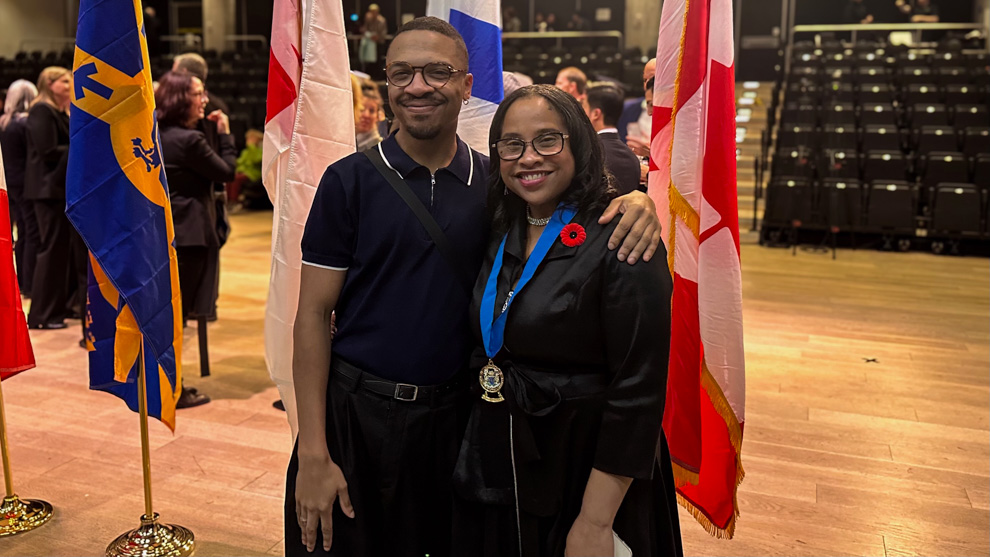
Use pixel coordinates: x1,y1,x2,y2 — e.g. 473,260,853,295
0,79,39,297
452,85,682,557
156,70,236,408
355,79,383,151
24,67,84,330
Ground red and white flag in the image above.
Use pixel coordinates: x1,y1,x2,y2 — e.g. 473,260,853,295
649,0,746,538
0,145,36,379
262,0,355,435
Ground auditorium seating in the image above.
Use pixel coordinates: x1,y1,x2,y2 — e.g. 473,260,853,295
763,36,990,252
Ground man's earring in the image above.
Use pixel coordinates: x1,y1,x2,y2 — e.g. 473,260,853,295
463,99,470,105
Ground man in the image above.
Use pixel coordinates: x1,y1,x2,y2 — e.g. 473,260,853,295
623,58,656,185
586,84,643,194
555,66,588,103
172,52,229,114
286,17,662,557
844,0,874,23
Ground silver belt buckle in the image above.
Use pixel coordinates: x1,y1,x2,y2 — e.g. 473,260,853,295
394,383,419,401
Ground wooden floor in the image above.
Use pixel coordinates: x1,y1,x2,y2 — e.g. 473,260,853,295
2,211,987,556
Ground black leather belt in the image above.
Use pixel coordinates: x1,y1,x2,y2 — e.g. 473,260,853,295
331,358,467,406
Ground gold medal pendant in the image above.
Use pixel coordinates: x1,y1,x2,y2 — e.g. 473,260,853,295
479,359,505,403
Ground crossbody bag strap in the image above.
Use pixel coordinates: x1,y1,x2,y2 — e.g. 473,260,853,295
365,147,473,296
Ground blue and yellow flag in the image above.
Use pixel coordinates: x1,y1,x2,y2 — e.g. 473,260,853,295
67,0,183,430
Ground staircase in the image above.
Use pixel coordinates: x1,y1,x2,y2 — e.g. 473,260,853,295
734,81,772,242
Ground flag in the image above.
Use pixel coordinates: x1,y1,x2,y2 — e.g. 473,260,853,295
67,0,183,430
0,145,35,380
263,0,355,435
649,0,746,538
427,0,504,153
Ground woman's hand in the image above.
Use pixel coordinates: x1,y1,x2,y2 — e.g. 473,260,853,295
207,109,230,134
598,191,661,264
295,452,355,552
564,514,615,557
626,136,650,158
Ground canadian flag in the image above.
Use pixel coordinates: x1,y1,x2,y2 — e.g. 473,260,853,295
0,144,35,380
649,0,746,538
262,0,355,435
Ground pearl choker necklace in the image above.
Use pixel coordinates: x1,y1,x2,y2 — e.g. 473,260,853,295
526,206,551,227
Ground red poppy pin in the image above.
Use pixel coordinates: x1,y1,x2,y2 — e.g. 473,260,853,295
560,223,586,247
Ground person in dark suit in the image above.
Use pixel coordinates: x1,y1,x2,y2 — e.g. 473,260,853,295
0,79,39,297
585,84,643,194
452,84,681,557
156,70,236,408
24,67,87,331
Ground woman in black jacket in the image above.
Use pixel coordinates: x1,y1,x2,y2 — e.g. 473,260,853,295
156,70,236,408
452,85,682,557
24,66,85,330
0,79,39,296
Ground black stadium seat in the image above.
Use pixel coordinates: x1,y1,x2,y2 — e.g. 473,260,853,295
822,124,859,151
867,180,917,231
911,103,950,127
777,124,815,149
820,178,864,229
963,128,990,157
931,183,982,235
864,150,909,181
820,149,861,180
822,102,857,127
857,82,893,104
921,152,970,192
937,67,970,87
972,154,990,187
915,126,959,156
862,125,902,152
944,84,983,106
954,104,990,129
860,103,898,127
765,178,814,226
904,83,941,106
772,147,815,179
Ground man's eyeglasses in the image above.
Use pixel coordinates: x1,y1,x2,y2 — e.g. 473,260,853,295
384,62,465,88
492,132,568,161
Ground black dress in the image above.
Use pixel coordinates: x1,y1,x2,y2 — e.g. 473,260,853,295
452,209,683,557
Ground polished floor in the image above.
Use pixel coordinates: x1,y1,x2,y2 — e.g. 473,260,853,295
2,210,987,556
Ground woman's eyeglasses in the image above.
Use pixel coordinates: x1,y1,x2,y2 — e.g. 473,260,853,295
384,62,465,88
492,132,568,161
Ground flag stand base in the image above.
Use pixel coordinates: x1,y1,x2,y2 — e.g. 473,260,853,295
106,513,194,557
0,495,53,536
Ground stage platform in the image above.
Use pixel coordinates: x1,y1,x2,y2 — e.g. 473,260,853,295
2,210,987,556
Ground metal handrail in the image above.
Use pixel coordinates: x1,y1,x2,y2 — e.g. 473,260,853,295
792,23,984,33
501,31,624,52
17,38,76,52
224,34,268,50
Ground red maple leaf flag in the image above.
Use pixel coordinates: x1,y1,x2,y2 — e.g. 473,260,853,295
648,0,746,538
0,144,36,380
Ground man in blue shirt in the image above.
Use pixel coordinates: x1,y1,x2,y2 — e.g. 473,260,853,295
285,17,662,557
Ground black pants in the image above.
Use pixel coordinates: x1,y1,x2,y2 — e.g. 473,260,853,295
14,196,40,296
175,245,218,321
284,363,469,557
29,200,86,327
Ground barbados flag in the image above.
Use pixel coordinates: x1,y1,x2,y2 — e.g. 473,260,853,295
66,0,183,430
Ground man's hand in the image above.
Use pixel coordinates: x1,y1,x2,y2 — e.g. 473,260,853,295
564,514,614,557
296,453,355,552
598,191,661,264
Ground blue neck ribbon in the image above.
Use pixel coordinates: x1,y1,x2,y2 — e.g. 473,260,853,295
480,205,578,359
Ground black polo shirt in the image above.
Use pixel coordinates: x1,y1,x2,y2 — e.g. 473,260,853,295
301,134,490,385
